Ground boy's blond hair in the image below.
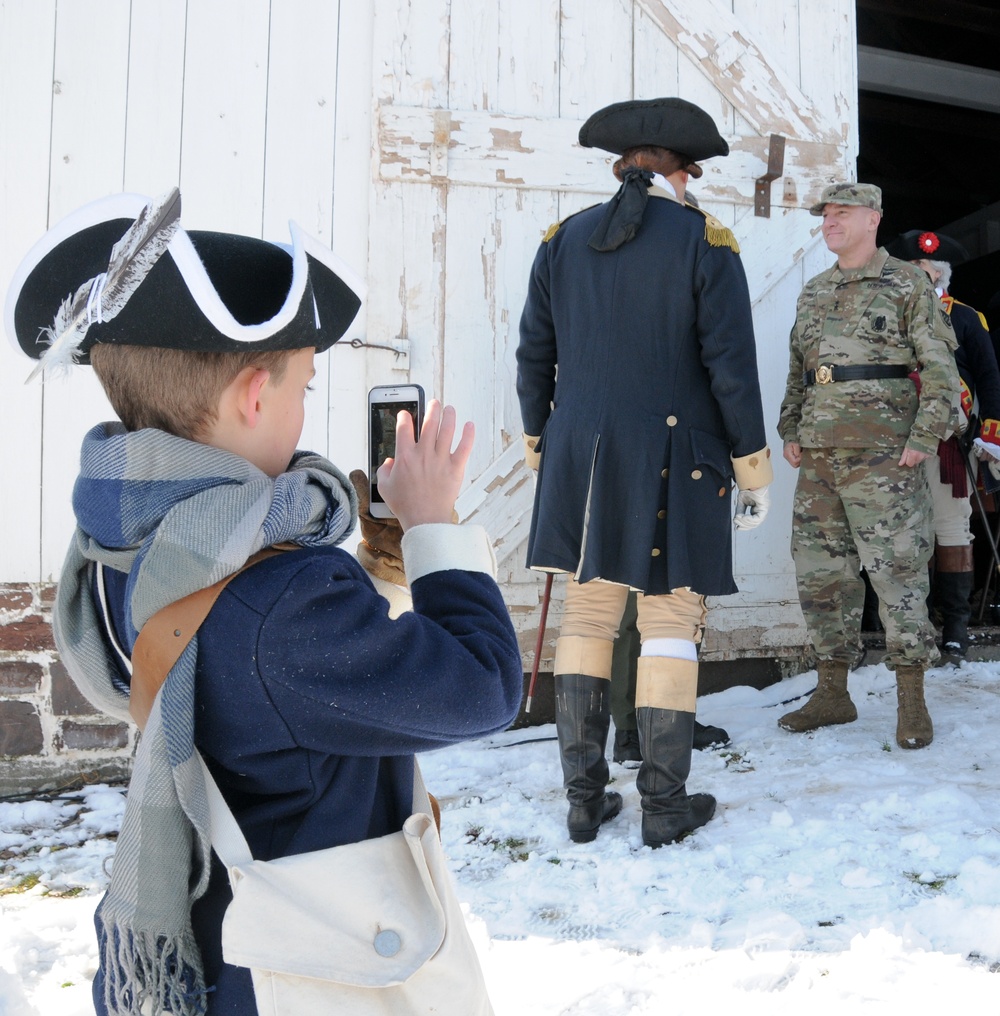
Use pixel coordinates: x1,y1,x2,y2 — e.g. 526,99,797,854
90,343,295,440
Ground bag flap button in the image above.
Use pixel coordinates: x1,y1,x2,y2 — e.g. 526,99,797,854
374,929,402,958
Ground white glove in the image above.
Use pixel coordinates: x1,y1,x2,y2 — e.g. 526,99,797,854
973,437,1000,463
734,485,770,531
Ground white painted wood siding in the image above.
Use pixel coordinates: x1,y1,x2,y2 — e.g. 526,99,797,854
0,0,859,668
0,0,373,583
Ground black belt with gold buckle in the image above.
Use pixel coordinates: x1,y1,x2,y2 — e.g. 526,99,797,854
803,364,911,386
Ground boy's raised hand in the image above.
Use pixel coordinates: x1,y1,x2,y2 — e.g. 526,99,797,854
376,400,474,531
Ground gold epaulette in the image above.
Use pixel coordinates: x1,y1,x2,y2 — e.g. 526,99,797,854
541,204,599,243
689,206,740,253
942,294,990,331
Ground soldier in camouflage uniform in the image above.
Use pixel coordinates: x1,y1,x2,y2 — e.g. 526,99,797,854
777,182,959,749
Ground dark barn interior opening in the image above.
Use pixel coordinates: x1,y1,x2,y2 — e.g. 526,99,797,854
857,0,1000,624
857,0,1000,315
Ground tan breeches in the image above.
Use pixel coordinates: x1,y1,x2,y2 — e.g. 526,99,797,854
553,579,707,712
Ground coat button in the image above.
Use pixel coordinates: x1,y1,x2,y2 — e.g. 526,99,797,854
718,486,727,497
651,548,661,557
657,509,666,519
666,415,678,426
661,468,668,478
374,929,402,957
691,469,702,480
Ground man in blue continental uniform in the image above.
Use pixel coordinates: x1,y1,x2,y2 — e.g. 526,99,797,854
778,184,959,750
517,98,773,849
885,229,1000,663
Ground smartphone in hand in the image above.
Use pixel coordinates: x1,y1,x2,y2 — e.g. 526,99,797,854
368,384,425,518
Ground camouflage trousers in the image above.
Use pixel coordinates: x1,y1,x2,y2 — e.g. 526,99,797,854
792,447,939,669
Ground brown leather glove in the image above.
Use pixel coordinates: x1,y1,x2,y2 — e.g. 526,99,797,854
348,470,407,587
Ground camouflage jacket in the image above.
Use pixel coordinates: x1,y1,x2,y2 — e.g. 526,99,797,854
778,248,958,454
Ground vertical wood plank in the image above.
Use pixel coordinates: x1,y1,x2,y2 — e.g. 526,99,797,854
0,0,56,580
123,2,186,194
798,0,857,169
40,0,131,580
368,0,450,413
328,0,376,471
179,0,269,233
633,3,680,98
448,0,499,112
264,0,342,459
497,0,560,115
560,0,632,118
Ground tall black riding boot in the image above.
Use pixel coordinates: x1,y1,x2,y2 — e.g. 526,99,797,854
636,707,716,848
935,545,974,662
554,674,623,843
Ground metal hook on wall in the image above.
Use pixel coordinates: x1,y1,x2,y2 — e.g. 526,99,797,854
754,134,786,218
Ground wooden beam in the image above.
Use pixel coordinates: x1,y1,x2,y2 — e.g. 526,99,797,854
635,0,843,145
377,104,844,209
859,45,1000,114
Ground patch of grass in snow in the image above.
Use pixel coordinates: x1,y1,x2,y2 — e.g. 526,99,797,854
465,826,533,861
903,870,957,892
0,871,41,895
46,885,84,898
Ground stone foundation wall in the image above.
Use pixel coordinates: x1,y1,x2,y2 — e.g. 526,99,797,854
0,582,133,796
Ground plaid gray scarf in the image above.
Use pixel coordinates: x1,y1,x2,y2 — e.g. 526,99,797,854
54,423,357,1015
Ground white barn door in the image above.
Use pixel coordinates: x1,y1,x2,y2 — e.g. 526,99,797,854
368,0,859,668
0,0,373,582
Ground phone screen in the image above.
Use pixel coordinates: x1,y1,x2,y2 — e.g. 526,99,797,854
370,400,420,504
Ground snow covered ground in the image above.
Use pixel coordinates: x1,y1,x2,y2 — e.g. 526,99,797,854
3,658,1000,1015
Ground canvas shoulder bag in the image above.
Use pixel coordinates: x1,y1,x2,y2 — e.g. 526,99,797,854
199,756,494,1016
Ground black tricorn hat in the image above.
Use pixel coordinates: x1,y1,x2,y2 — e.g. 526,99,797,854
5,189,364,377
885,229,969,264
578,97,729,162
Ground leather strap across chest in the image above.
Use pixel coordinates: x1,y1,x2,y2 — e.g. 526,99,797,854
128,544,295,730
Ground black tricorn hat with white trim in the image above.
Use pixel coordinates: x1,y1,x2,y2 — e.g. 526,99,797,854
5,189,364,377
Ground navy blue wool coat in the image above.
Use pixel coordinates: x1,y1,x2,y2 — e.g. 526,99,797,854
947,297,1000,423
517,193,768,596
94,546,523,1015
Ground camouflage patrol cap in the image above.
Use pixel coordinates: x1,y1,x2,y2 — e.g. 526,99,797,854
809,182,883,216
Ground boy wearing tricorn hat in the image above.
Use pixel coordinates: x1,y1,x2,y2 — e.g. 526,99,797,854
5,190,522,1015
778,183,959,749
884,228,1000,663
516,98,773,849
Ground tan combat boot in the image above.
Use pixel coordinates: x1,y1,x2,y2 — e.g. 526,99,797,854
778,660,857,732
895,664,933,749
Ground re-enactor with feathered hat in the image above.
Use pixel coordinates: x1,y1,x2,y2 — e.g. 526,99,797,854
516,98,773,849
5,191,522,1015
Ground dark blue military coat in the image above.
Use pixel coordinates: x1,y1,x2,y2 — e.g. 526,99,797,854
92,547,522,1015
517,192,768,596
945,296,1000,424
